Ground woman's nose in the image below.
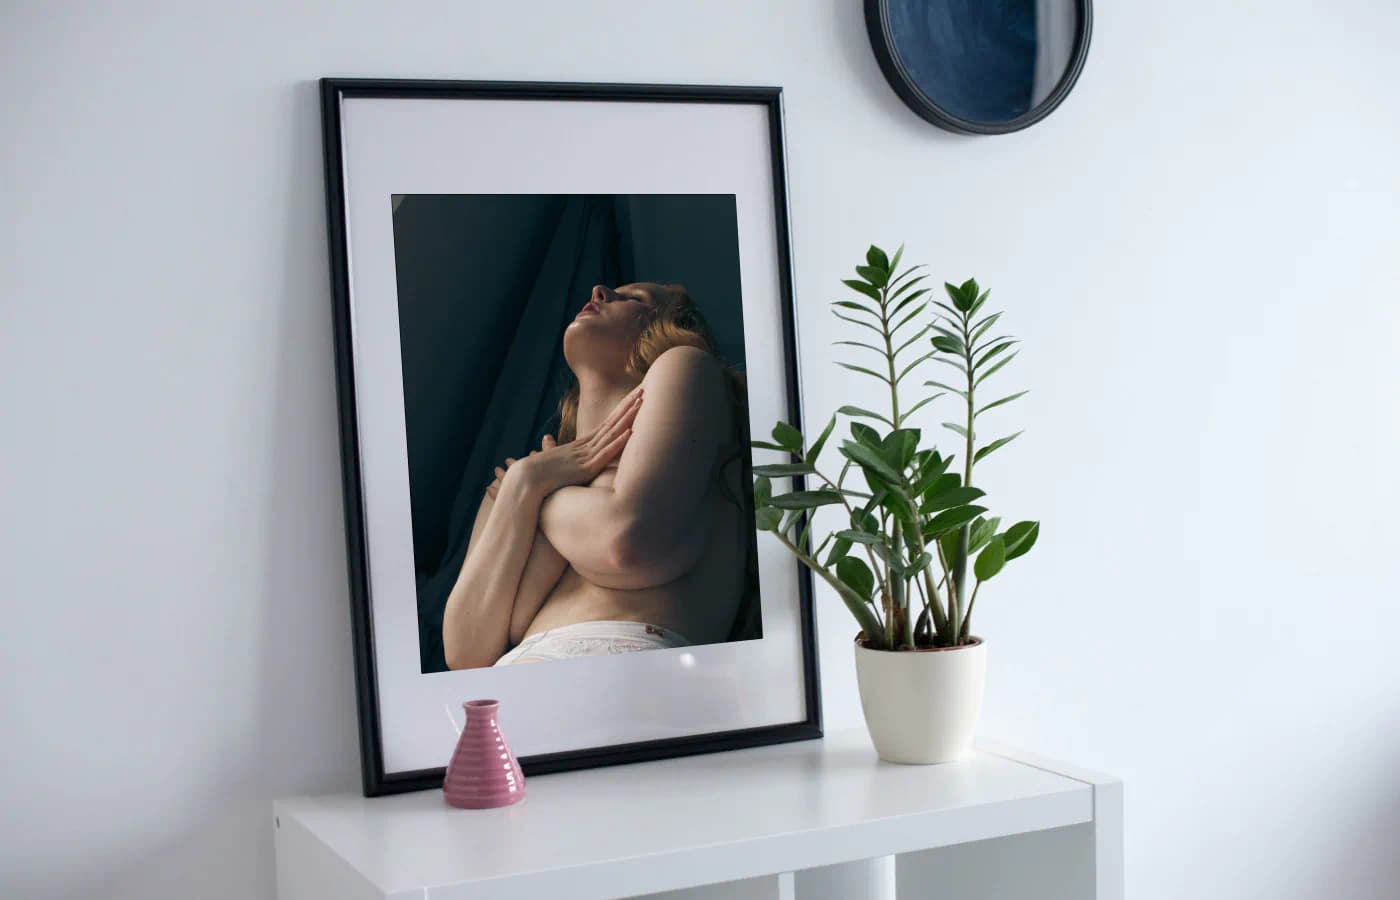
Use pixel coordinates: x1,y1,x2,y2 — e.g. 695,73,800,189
591,285,614,304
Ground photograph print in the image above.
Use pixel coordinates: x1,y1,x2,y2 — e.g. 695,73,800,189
395,193,762,673
321,80,818,795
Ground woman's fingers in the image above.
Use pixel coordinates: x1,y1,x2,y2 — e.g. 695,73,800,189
591,392,643,451
486,483,498,499
542,434,556,450
591,385,644,438
494,466,506,480
588,427,632,471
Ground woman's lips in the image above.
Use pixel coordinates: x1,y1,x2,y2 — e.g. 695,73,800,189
576,300,601,318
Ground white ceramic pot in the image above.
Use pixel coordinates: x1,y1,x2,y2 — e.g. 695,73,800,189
853,636,987,764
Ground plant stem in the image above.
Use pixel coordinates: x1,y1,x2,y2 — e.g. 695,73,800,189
960,581,982,643
950,306,976,644
809,464,889,602
774,530,885,644
880,278,907,648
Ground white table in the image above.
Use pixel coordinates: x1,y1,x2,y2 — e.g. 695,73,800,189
274,728,1121,900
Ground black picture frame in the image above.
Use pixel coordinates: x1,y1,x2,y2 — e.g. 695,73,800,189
319,78,822,796
864,0,1094,136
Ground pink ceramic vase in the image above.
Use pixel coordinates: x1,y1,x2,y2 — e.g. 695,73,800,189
443,699,525,809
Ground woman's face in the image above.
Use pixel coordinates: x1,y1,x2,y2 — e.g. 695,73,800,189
564,283,676,375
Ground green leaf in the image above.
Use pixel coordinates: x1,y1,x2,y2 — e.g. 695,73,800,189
832,339,883,356
833,299,880,318
890,305,925,336
841,279,882,302
888,244,904,273
879,428,920,470
938,529,960,568
772,421,804,453
840,440,901,482
896,352,935,385
974,536,1006,581
921,486,986,513
925,505,987,537
958,279,981,309
969,311,1003,346
865,245,889,272
930,335,963,354
899,551,933,576
888,288,930,321
834,528,883,545
968,289,990,317
974,340,1018,369
837,362,891,383
911,454,952,496
890,278,935,306
942,422,971,439
849,421,883,446
944,282,968,310
976,390,1028,418
839,405,893,426
807,414,837,464
893,324,932,357
974,351,1019,386
927,356,969,374
1003,521,1040,560
923,379,968,399
969,516,1001,553
902,392,944,420
933,300,963,320
887,261,925,288
753,462,815,477
824,536,852,566
855,264,888,289
832,310,886,337
974,432,1022,463
751,440,787,452
920,471,961,500
889,276,928,302
754,475,772,504
779,508,804,536
836,556,876,602
755,506,782,531
769,489,845,509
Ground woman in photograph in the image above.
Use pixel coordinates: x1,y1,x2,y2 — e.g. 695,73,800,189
441,283,755,669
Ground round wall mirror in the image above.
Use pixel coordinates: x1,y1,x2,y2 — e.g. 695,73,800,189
865,0,1092,135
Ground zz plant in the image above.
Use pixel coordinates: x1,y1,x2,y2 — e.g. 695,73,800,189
753,245,1039,650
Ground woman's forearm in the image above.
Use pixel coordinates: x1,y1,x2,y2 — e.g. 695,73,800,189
442,471,547,669
539,484,709,588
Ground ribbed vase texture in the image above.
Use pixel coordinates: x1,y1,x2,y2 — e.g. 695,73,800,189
443,699,525,809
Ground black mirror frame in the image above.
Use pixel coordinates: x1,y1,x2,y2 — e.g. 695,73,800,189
864,0,1093,135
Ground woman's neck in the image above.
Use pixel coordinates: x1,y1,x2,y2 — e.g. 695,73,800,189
573,370,641,438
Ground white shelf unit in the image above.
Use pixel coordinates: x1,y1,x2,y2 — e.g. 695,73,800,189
274,728,1121,900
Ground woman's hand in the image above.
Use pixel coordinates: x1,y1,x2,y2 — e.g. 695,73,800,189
490,385,642,499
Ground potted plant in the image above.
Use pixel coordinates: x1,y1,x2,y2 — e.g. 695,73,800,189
752,245,1039,764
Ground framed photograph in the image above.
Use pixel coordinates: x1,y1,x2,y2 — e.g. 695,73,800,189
319,78,820,796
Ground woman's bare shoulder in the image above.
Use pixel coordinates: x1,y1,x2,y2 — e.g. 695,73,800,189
640,345,725,398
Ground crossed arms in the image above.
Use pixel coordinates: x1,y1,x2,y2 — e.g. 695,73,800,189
442,347,733,669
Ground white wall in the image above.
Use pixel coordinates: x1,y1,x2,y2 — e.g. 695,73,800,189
3,2,1397,898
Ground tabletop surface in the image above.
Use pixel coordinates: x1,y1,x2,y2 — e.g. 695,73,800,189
274,728,1095,896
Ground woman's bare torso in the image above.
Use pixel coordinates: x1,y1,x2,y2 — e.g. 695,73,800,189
522,463,747,645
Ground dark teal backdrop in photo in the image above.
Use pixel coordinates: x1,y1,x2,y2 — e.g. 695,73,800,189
390,194,750,673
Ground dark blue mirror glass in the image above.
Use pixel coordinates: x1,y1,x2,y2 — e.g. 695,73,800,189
870,0,1089,133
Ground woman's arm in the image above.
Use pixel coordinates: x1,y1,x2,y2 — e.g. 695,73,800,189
442,471,553,669
444,394,643,667
538,346,731,589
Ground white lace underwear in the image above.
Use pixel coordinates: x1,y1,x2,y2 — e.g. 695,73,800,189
494,619,692,666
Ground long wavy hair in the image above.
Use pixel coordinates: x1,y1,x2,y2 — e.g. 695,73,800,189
556,285,747,457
